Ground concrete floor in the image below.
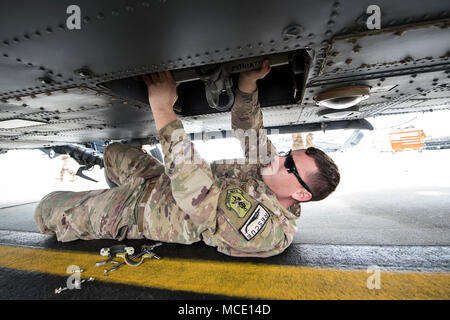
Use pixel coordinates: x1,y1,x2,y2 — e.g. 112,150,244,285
295,186,450,246
0,145,449,299
1,149,449,246
1,186,449,246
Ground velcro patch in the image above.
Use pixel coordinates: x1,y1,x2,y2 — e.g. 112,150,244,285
225,188,252,218
239,204,270,241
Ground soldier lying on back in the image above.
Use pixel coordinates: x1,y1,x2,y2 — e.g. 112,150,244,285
35,60,340,257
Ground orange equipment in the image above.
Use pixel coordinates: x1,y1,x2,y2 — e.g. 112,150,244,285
390,130,425,151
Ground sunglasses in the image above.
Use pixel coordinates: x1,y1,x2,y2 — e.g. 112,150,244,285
282,150,313,195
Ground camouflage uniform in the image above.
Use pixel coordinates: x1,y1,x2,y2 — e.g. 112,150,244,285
292,132,314,150
35,89,301,257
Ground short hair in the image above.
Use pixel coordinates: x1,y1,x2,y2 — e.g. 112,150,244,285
304,147,340,201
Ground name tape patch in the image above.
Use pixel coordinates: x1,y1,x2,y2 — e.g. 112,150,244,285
239,204,270,241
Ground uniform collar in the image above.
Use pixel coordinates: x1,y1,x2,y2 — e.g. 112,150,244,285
286,202,302,219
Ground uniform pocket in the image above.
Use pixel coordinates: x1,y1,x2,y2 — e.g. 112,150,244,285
216,185,279,252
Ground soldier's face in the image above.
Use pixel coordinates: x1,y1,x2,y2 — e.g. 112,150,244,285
262,149,317,200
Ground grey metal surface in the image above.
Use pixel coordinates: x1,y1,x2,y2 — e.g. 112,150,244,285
0,0,449,150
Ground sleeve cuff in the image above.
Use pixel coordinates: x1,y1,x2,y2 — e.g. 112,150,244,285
156,119,184,143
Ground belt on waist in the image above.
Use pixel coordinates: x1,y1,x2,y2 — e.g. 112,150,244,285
137,179,157,233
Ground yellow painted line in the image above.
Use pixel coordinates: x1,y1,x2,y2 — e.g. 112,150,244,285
0,245,449,299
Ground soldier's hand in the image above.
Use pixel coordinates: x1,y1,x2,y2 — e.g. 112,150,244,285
142,71,178,110
238,59,271,94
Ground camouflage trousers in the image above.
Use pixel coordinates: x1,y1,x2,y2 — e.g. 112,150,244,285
34,143,164,242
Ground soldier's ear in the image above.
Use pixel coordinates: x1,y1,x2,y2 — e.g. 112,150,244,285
291,190,311,203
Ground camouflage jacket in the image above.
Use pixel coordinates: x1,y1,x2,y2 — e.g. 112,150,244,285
142,89,301,257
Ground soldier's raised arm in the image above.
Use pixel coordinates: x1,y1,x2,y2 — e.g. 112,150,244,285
143,72,219,231
231,59,278,165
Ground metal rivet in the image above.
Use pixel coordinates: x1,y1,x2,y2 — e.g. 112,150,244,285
126,5,134,12
46,27,53,34
142,1,150,7
283,24,303,39
112,9,119,15
353,45,361,53
76,68,93,77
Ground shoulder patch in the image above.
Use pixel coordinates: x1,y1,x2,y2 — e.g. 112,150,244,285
240,204,270,241
225,188,252,218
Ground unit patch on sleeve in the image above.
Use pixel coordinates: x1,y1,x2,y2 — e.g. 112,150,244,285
239,204,270,241
225,188,252,218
